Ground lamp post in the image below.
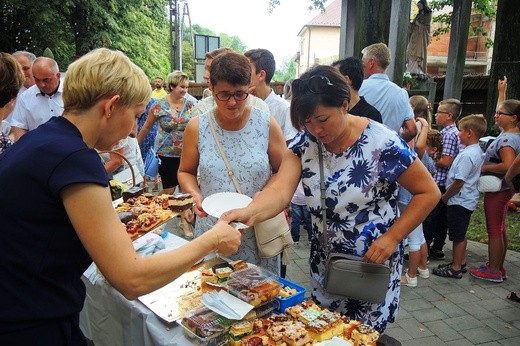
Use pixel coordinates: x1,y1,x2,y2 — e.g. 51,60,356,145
169,0,182,71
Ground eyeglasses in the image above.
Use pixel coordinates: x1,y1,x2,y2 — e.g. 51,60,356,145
495,111,515,116
292,75,334,95
435,111,450,115
214,91,249,102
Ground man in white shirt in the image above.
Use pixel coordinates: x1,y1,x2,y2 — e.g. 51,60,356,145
10,57,63,141
192,48,269,117
13,51,36,93
5,51,36,124
359,43,417,142
245,48,297,142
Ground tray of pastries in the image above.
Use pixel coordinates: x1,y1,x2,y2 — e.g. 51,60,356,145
225,300,380,345
226,265,281,307
114,192,193,240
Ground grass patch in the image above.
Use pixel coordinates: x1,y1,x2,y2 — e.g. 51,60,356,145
467,194,520,252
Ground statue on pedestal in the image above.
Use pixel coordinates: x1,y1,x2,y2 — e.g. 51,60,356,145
406,0,432,75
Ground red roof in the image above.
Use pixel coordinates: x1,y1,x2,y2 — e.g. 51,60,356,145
306,0,341,27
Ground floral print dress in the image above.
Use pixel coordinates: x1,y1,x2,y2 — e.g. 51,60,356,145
289,121,417,333
153,97,195,157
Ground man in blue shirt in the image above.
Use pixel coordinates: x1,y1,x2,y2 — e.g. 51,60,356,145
359,43,417,142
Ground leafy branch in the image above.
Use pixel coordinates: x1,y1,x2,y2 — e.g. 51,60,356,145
430,0,497,47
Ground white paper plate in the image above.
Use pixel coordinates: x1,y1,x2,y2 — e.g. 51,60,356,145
201,192,252,218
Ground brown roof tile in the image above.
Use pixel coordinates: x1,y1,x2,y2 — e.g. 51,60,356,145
307,0,341,27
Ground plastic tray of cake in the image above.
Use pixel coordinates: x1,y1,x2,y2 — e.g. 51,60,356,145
180,306,234,346
275,277,306,313
226,265,281,307
242,299,279,321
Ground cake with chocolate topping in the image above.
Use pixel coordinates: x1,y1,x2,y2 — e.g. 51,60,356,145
168,193,194,212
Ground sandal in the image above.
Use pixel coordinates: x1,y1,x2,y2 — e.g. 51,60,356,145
437,262,467,273
432,266,462,279
401,272,417,287
180,219,194,239
507,291,520,303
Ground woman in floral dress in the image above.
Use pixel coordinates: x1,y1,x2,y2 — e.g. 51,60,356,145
137,71,196,196
223,65,439,333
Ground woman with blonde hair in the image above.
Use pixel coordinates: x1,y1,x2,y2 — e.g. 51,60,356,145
138,70,198,238
0,48,240,345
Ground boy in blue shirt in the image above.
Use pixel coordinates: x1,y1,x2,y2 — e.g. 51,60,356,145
433,114,487,279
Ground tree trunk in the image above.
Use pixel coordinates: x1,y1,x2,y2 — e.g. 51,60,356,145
486,0,520,133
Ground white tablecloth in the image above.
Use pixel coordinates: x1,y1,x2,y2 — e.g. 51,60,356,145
79,233,193,346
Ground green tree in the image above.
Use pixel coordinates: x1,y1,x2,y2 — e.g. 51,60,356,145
1,0,171,77
220,33,248,54
273,57,297,82
430,0,497,47
182,41,195,79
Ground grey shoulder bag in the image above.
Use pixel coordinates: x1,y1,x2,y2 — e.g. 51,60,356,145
318,143,391,304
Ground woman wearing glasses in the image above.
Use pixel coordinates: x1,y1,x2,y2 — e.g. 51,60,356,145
470,98,520,283
178,52,286,274
222,65,439,333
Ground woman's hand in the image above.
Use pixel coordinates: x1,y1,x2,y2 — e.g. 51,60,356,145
192,193,208,218
416,117,429,129
364,233,399,264
207,220,242,256
498,76,507,94
220,208,254,227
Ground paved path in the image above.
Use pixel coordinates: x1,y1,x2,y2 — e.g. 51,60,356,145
285,239,520,345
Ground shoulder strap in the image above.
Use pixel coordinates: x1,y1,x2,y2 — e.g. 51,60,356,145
208,114,243,194
156,131,171,152
317,143,329,258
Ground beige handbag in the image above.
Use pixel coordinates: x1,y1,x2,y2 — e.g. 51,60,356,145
208,114,293,262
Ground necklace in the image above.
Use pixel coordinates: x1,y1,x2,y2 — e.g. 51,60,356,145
167,94,184,111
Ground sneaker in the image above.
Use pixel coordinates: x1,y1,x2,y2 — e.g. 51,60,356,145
429,248,445,260
470,266,503,283
438,262,467,273
405,267,430,279
479,263,507,280
501,267,507,280
417,267,430,279
401,272,417,287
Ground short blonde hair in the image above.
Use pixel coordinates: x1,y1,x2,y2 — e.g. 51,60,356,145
458,114,487,138
361,43,391,70
166,70,189,91
63,48,151,113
